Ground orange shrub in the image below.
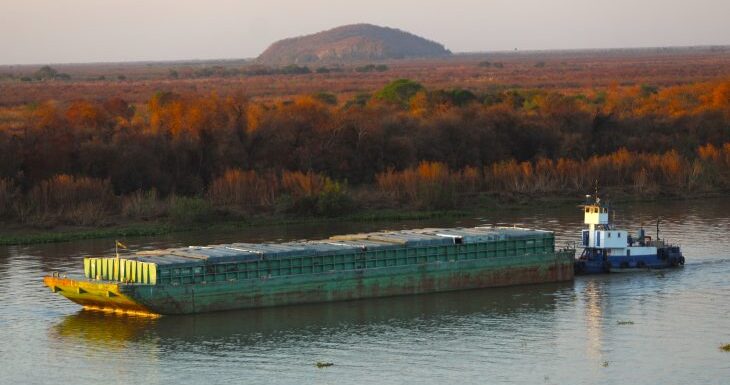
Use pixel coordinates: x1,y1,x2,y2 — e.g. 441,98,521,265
698,143,720,162
208,169,279,209
281,170,330,198
376,161,480,208
22,174,116,225
695,142,730,188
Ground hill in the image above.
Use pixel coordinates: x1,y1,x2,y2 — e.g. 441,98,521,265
257,24,452,65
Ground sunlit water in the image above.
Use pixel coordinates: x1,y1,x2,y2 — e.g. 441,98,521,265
1,198,728,385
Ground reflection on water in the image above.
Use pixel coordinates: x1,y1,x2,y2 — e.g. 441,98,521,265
53,283,569,350
53,312,158,349
1,197,729,385
582,279,606,361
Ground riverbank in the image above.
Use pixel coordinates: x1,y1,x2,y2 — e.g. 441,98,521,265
1,191,725,246
0,209,471,246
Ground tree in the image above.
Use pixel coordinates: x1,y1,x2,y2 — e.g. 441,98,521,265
34,65,58,80
375,79,425,106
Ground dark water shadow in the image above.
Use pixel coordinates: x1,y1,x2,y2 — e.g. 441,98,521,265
51,281,573,351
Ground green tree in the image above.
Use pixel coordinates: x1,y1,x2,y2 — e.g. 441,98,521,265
375,79,425,106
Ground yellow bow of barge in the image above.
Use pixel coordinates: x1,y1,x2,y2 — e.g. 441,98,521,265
44,226,575,315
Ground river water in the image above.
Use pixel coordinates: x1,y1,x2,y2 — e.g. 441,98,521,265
1,198,728,385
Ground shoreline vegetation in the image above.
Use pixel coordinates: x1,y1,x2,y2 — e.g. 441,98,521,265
0,208,468,246
0,191,726,246
1,77,730,246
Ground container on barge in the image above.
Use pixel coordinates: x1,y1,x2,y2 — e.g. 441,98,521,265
44,226,575,315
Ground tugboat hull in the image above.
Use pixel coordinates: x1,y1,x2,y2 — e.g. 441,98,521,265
574,246,684,275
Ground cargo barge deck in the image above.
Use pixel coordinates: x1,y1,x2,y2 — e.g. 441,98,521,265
44,226,575,315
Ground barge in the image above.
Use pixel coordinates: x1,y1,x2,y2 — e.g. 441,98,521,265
44,226,575,315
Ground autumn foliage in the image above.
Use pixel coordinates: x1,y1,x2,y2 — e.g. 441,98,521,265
208,169,280,210
375,146,730,206
14,175,116,226
0,77,729,226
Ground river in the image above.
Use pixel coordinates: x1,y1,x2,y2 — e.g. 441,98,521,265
1,198,728,385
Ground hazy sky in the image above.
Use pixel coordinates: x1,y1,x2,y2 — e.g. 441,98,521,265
1,0,729,65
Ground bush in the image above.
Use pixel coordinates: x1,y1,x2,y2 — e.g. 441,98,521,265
279,171,328,215
375,162,463,209
355,64,389,73
375,79,425,106
32,66,70,81
276,172,354,216
281,171,328,198
121,190,166,220
430,89,477,106
168,196,214,224
312,92,337,105
63,202,109,226
0,178,19,219
273,194,319,216
280,65,311,75
207,169,279,211
316,180,355,216
20,175,116,226
345,93,371,108
34,66,58,80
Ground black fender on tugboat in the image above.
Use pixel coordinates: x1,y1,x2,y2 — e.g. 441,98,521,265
603,260,611,273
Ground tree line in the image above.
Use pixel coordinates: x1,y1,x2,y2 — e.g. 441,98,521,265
0,79,728,226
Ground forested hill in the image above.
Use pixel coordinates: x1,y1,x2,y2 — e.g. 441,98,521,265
257,24,452,65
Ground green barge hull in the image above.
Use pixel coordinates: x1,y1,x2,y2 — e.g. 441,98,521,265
44,226,575,315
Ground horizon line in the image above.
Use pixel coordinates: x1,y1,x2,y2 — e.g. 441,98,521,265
1,44,729,68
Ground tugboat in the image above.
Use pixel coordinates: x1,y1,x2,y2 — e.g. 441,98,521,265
574,190,685,274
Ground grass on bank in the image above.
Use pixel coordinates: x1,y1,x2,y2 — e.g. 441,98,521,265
0,189,726,246
0,208,468,246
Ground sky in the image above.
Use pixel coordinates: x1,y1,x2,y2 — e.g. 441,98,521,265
1,0,729,65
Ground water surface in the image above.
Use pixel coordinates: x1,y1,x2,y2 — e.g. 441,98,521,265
1,198,728,385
